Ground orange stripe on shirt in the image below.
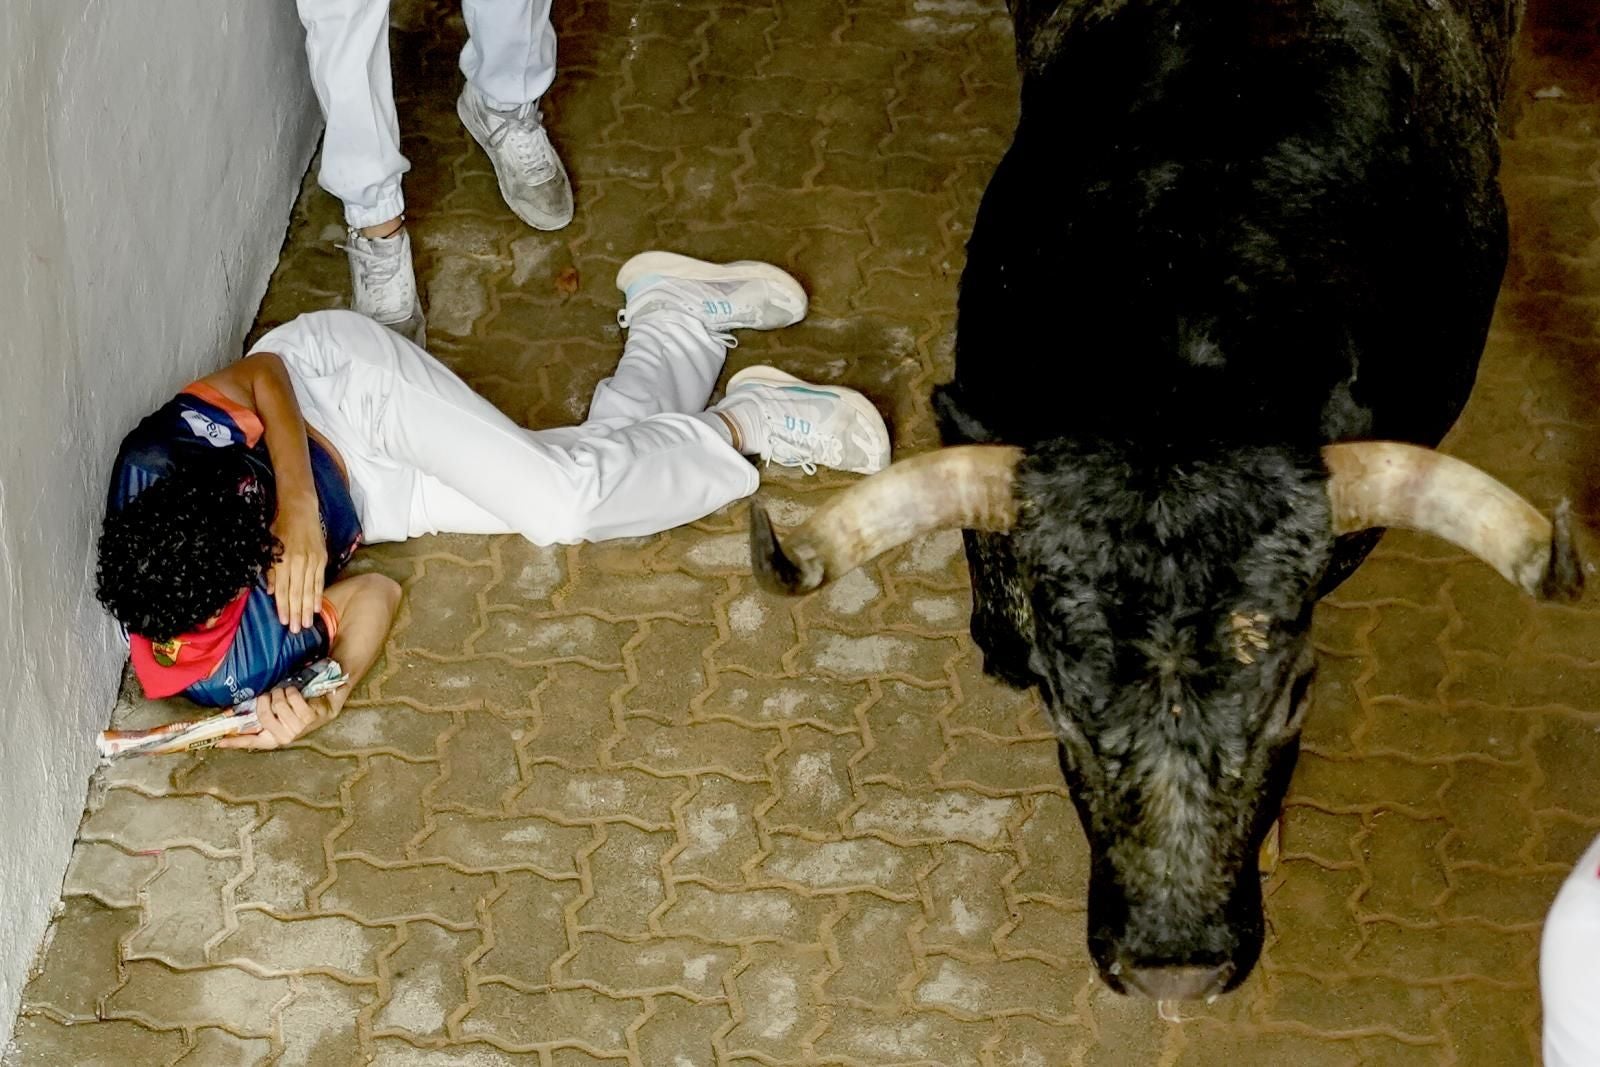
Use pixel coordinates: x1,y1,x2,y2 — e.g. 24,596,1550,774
180,381,265,447
320,596,340,646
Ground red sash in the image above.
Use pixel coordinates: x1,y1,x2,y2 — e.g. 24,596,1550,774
129,590,250,699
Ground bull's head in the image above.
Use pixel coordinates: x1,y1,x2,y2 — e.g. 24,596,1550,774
749,441,1580,999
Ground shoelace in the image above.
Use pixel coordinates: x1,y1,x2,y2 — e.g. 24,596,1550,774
764,421,844,476
485,102,558,184
338,239,405,289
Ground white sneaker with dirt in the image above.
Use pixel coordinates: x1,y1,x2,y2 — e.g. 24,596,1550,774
721,366,891,476
342,228,426,346
615,251,808,333
457,86,574,231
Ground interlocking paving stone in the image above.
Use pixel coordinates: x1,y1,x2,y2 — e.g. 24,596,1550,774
176,747,359,807
60,842,159,909
913,954,1078,1020
320,858,496,928
276,974,374,1066
176,1027,274,1066
632,994,734,1067
1,1017,185,1067
724,943,827,1058
564,931,736,999
373,921,478,1038
825,897,923,1007
10,0,1600,1063
104,961,290,1036
476,871,583,988
672,776,769,885
372,1038,542,1065
812,1006,995,1067
215,911,393,980
663,884,835,945
17,897,139,1022
414,811,591,874
760,833,923,896
333,755,441,862
459,983,643,1050
237,802,342,913
579,824,672,933
124,849,239,968
510,764,687,824
77,789,255,856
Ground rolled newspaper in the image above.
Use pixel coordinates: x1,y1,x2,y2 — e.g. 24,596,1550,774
97,658,348,759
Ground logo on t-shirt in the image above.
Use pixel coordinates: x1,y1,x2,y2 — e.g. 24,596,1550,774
180,409,234,446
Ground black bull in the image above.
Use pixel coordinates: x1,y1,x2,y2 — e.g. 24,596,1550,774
748,0,1583,999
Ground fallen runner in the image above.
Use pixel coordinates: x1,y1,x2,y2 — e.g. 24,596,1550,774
96,252,890,749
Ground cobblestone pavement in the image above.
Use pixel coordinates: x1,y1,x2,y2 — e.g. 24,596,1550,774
8,0,1600,1064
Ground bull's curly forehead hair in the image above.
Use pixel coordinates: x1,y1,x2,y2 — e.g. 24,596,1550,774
96,452,281,642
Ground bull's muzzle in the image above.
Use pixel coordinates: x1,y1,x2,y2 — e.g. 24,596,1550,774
1119,959,1235,1000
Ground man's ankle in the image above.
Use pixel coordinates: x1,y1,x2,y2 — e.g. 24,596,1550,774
712,395,765,456
358,217,405,240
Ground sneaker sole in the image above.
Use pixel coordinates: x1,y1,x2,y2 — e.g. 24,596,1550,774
725,365,891,474
615,252,808,328
456,91,574,232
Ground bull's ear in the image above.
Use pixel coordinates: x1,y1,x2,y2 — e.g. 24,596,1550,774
748,445,1024,596
1323,442,1583,601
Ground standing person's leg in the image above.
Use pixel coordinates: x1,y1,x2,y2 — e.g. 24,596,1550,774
297,0,425,341
1543,834,1600,1067
457,0,574,230
460,0,556,107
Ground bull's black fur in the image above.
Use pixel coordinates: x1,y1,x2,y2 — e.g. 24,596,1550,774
936,0,1520,993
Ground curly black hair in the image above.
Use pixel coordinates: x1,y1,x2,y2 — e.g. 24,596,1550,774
96,450,281,641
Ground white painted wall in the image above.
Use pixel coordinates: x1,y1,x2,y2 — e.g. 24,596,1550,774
0,0,320,1034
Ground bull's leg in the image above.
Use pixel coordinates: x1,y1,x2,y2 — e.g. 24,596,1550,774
964,529,1037,689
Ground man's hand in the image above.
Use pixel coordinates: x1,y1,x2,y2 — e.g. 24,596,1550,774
214,687,333,750
269,495,327,633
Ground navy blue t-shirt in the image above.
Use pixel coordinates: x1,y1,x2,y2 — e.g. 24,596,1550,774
107,383,362,706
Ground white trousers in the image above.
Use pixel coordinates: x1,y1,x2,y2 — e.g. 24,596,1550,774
251,309,758,544
295,0,558,228
1543,833,1600,1067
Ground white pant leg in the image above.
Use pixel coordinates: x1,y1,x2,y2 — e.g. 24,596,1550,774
460,0,557,110
1542,833,1600,1067
252,311,757,545
297,0,408,228
589,310,730,423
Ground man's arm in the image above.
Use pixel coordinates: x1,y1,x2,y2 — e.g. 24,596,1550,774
193,352,327,633
214,572,402,750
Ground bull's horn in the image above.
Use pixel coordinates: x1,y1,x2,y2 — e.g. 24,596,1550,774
1323,441,1582,600
750,445,1024,595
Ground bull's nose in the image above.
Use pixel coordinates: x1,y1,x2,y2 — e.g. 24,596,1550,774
1119,960,1235,1000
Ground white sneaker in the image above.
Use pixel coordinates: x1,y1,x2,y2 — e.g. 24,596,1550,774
615,251,808,333
721,366,891,475
457,86,574,231
341,228,426,346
